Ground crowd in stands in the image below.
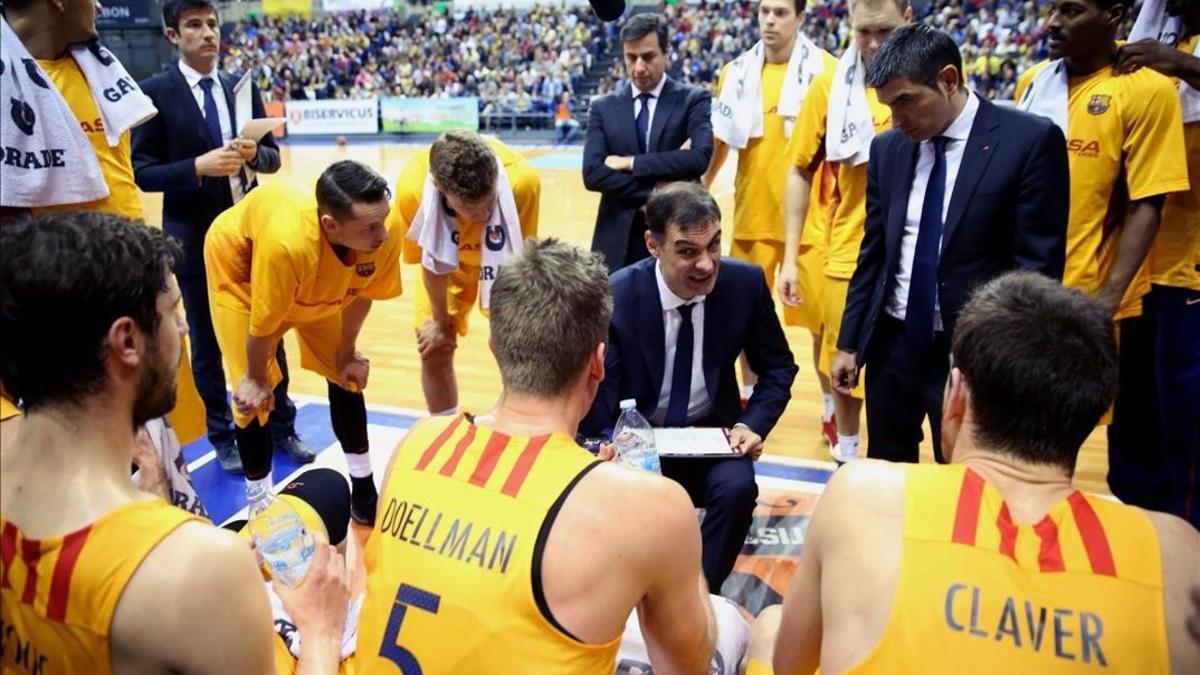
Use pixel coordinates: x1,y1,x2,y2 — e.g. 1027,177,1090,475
222,5,608,113
227,0,1142,113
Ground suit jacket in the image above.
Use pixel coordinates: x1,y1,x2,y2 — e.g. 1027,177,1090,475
580,257,798,438
132,65,280,278
839,97,1068,364
582,78,714,271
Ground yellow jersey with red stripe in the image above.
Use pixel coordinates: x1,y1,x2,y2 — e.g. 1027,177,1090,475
391,138,540,268
787,70,893,280
31,58,143,220
0,500,202,674
204,180,404,338
355,415,619,674
1151,34,1200,291
1016,62,1190,318
716,50,839,245
846,464,1169,674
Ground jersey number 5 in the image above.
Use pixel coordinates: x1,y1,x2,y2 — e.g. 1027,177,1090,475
378,583,441,674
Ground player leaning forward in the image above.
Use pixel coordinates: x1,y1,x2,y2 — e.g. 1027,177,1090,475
205,160,404,524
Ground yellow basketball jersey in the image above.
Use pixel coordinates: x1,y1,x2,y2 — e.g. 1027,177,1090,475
355,415,619,674
846,464,1170,674
0,500,202,674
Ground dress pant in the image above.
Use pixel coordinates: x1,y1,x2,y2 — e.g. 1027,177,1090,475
864,314,952,464
177,271,297,452
1107,305,1183,518
659,454,758,594
619,210,652,271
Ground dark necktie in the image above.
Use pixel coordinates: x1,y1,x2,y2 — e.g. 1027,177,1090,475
906,136,950,353
664,303,695,427
199,77,223,149
635,92,652,154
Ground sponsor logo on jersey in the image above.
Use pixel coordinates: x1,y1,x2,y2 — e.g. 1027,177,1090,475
1067,139,1101,157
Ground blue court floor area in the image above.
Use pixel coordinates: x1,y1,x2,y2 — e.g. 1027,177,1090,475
186,396,836,527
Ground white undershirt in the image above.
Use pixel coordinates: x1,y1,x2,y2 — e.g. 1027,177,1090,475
885,90,980,329
651,260,711,425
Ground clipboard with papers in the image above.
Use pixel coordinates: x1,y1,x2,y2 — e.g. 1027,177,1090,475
231,70,284,141
653,427,737,458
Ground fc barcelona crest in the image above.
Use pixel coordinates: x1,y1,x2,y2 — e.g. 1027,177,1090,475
1087,95,1111,116
355,261,376,277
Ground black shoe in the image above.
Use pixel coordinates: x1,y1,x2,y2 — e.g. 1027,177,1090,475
213,442,244,475
276,435,316,464
350,476,378,526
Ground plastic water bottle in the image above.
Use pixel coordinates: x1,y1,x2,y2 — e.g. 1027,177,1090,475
613,399,661,474
246,482,315,588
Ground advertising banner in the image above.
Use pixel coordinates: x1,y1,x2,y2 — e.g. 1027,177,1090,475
380,97,478,133
285,99,379,135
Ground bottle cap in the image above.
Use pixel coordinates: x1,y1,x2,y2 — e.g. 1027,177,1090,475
619,399,636,411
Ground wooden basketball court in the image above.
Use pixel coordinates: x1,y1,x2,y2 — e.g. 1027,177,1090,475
136,139,1112,495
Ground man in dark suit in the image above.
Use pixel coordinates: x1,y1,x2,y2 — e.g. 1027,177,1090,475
132,0,311,473
583,13,714,272
581,183,798,592
832,25,1068,464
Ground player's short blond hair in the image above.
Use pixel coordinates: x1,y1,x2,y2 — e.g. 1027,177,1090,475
488,239,612,397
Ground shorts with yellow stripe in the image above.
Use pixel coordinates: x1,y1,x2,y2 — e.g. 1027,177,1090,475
413,263,482,336
820,275,865,398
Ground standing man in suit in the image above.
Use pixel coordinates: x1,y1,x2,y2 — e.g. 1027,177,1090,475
581,183,798,592
583,14,714,272
832,25,1069,464
132,0,312,473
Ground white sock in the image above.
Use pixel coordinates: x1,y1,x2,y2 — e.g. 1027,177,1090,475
346,452,373,479
245,475,272,498
432,406,459,417
742,384,755,399
836,434,860,461
822,394,835,422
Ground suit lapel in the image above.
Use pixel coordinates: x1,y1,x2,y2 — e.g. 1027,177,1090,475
220,71,239,133
647,78,675,151
633,263,667,397
887,139,920,257
701,275,721,403
619,85,638,155
941,98,999,255
169,65,212,149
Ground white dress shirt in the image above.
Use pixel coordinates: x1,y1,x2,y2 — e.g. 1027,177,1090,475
178,60,244,202
886,90,981,329
651,260,711,426
632,75,667,151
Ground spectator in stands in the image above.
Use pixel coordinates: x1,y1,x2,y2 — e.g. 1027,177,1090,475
554,91,582,144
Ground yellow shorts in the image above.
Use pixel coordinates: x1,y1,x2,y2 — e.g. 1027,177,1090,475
820,275,865,399
731,239,826,332
731,239,784,290
786,243,827,333
165,339,207,445
413,263,482,337
211,302,344,427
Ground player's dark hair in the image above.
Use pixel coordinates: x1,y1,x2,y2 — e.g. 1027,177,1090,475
0,213,181,412
644,182,722,240
865,24,964,89
620,13,670,52
162,0,218,31
951,271,1118,472
315,160,392,221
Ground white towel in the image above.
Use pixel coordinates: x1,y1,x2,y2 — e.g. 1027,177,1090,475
1129,0,1199,123
0,18,108,208
712,32,826,148
825,43,875,165
67,40,157,148
1129,0,1182,43
1181,40,1200,124
1017,60,1069,136
406,159,523,310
